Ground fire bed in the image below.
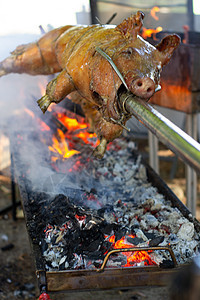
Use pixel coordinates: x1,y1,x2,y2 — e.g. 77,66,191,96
9,107,200,295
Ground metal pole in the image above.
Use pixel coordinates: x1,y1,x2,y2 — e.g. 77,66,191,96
187,0,194,31
148,130,159,174
89,0,99,24
185,113,198,216
120,92,200,174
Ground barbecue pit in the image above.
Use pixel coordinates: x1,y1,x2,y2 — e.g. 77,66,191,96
8,104,200,296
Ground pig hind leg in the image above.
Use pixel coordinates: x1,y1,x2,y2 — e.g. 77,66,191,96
0,25,73,77
0,41,62,77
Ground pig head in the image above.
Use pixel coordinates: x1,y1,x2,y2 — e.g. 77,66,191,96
89,11,180,123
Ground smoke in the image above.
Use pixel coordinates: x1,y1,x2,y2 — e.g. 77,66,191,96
0,72,58,190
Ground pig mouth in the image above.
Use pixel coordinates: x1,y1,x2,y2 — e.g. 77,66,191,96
116,83,144,102
117,82,161,103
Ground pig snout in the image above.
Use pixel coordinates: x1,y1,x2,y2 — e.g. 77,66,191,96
129,77,155,99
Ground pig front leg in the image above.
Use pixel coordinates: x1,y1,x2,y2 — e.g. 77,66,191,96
37,70,75,113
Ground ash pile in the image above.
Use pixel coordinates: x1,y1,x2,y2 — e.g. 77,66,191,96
25,138,200,271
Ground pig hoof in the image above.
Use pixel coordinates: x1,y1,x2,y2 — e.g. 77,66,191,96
93,138,107,159
37,95,51,113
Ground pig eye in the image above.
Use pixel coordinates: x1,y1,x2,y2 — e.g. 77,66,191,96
126,48,133,55
122,47,134,56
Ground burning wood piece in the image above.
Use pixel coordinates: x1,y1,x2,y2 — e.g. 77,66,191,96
0,11,180,158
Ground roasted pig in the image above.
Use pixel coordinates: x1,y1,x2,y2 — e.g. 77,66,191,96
0,11,180,157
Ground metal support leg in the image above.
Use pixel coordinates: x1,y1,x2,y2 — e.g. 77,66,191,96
10,153,17,220
148,130,159,174
185,113,198,216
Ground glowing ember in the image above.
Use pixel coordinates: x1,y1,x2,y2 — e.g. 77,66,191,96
48,128,80,161
106,234,157,267
75,214,86,228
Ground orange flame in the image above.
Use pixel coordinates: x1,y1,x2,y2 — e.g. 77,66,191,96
150,6,160,21
57,114,87,131
182,25,189,44
48,128,80,162
56,112,99,146
75,131,99,147
141,6,162,40
142,26,163,40
107,235,156,267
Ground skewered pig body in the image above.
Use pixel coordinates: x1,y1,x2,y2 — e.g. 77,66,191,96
0,11,180,157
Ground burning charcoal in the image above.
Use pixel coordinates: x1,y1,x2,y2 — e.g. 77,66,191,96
103,211,116,223
149,236,164,247
115,227,128,241
58,256,67,270
113,163,123,176
143,232,157,240
72,254,85,269
141,214,159,228
55,231,65,244
177,222,194,241
127,237,144,246
98,223,115,235
52,261,59,268
149,251,164,265
14,128,200,271
130,219,140,229
84,250,103,260
168,233,179,244
134,229,148,242
160,259,175,269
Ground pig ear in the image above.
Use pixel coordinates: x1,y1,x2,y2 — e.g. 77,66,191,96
117,11,144,39
156,34,181,66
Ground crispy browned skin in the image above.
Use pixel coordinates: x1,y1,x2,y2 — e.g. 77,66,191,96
0,11,180,158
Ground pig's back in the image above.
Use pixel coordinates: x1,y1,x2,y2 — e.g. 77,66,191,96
59,24,121,98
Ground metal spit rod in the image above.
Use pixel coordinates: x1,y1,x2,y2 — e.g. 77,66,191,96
120,91,200,174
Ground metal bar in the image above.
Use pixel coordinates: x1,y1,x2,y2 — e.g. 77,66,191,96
120,92,200,174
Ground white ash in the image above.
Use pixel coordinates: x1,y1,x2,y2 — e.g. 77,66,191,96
41,138,200,271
